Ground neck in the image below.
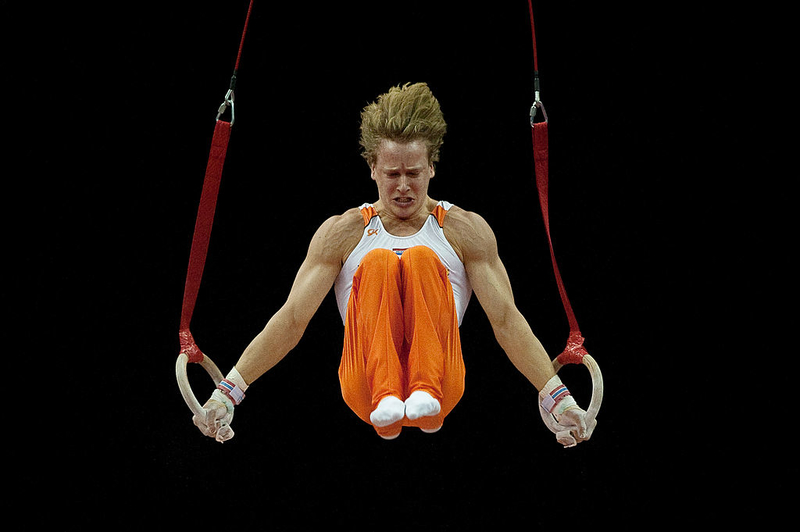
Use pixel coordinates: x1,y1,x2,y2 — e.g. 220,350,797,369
375,197,437,236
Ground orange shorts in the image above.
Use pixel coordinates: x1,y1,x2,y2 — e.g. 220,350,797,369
339,246,466,438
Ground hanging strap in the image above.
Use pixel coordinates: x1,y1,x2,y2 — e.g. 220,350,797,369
527,1,588,365
179,1,254,363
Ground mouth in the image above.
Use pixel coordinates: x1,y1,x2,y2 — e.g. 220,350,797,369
393,197,414,207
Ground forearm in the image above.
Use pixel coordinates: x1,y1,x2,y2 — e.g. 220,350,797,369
492,309,556,391
234,304,305,385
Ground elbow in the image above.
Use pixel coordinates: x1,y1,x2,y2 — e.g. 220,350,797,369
261,303,308,352
490,305,523,344
492,322,516,349
283,303,311,347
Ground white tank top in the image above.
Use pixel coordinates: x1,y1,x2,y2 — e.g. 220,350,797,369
334,201,472,326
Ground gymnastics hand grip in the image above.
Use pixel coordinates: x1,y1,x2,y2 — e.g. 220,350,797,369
176,351,225,424
539,354,603,448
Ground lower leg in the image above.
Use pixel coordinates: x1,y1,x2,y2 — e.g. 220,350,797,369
339,249,407,437
400,246,466,431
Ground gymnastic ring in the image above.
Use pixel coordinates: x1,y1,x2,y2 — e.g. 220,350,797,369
176,352,225,418
538,354,603,447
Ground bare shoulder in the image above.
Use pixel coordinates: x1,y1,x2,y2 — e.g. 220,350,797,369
443,206,498,263
308,207,364,265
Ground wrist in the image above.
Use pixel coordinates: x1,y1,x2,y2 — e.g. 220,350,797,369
217,367,248,406
539,375,577,416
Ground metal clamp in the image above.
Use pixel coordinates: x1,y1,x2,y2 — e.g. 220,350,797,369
530,71,547,125
216,89,236,126
530,98,548,126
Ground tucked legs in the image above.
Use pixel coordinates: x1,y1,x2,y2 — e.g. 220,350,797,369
339,247,465,439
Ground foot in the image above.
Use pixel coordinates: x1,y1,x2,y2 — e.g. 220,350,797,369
370,396,405,427
378,429,401,441
404,390,441,421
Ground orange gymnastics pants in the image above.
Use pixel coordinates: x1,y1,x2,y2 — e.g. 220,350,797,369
339,246,466,438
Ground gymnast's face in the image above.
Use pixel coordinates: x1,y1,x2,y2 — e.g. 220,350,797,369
371,139,435,221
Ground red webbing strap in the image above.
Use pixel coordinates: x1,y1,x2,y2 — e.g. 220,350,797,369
531,122,587,365
528,1,588,365
179,1,254,364
179,121,231,362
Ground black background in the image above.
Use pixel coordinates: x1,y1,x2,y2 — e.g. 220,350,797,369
7,0,791,528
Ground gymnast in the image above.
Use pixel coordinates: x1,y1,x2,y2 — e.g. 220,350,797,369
193,82,591,442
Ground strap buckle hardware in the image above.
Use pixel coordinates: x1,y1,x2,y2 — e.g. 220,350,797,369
530,98,548,126
216,89,235,126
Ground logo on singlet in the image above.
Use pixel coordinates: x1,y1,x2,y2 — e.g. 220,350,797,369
392,248,408,256
367,228,379,236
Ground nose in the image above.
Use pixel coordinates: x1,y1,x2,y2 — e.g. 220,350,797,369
397,175,411,193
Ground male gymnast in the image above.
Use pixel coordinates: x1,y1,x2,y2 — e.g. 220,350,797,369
193,82,591,442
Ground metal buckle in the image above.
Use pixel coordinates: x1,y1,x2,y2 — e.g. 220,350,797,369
530,96,548,126
216,89,235,125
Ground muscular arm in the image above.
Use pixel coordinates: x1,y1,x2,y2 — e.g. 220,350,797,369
234,212,361,385
447,210,556,390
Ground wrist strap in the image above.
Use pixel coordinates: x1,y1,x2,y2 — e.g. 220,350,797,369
217,367,248,405
539,375,576,414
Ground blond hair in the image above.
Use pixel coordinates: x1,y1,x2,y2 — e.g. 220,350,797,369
359,82,447,167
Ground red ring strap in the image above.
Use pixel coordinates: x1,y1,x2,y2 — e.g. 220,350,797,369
178,1,254,362
527,3,588,365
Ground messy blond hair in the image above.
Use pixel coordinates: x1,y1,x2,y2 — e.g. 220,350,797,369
359,82,447,167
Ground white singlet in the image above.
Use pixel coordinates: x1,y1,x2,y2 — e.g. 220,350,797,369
334,201,472,326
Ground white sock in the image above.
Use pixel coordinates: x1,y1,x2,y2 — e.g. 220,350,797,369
370,396,405,427
404,390,441,420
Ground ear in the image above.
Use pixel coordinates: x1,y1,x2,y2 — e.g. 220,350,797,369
429,162,436,179
370,163,377,181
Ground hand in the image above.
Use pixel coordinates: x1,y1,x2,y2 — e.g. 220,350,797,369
554,407,595,447
192,390,235,442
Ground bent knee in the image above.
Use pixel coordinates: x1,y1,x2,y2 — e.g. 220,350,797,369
359,248,400,270
362,248,399,263
400,245,438,263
